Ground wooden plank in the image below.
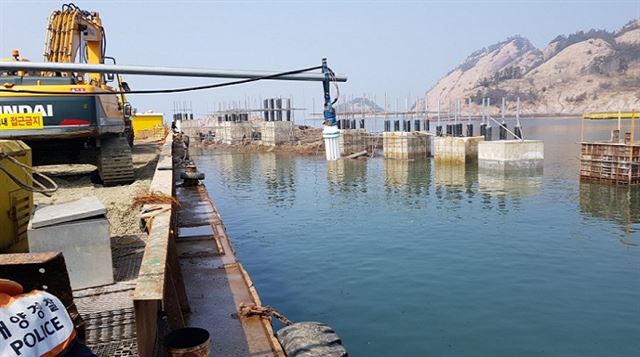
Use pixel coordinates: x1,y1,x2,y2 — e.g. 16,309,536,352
134,299,159,357
134,133,175,354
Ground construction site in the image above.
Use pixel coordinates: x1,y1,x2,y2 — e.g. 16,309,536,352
0,2,639,357
0,3,349,357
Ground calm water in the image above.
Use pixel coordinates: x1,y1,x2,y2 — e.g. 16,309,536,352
192,118,639,356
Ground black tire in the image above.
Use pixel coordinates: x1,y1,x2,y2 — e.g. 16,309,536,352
180,171,204,180
276,322,348,357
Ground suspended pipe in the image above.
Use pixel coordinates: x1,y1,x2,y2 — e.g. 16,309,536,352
0,61,348,82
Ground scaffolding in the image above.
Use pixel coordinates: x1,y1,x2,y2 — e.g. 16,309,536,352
580,111,640,185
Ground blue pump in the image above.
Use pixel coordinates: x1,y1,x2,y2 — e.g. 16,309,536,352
322,58,337,126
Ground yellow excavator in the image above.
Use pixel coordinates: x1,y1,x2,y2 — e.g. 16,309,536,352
0,3,134,186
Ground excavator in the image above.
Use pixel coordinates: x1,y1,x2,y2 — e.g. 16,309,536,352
0,3,134,186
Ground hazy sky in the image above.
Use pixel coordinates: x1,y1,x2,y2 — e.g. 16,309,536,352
0,0,638,119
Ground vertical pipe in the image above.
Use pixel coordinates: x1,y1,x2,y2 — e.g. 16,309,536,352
424,99,429,132
263,99,269,121
276,98,283,121
486,98,492,141
269,98,275,121
514,97,523,140
499,98,507,140
285,98,291,121
436,97,442,136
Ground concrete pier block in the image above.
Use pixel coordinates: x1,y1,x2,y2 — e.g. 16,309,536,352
340,129,367,155
383,131,431,160
261,121,293,146
221,121,255,145
433,136,484,164
478,140,544,172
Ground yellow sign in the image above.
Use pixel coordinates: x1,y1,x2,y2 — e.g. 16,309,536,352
0,113,44,130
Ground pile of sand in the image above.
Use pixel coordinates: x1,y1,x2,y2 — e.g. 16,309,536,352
33,142,161,237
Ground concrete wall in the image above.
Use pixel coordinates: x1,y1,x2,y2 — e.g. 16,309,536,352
433,136,484,164
383,132,431,160
478,140,544,172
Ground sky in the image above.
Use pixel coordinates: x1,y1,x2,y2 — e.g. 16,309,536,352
0,0,638,120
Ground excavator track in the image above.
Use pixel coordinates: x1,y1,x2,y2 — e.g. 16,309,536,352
98,136,135,186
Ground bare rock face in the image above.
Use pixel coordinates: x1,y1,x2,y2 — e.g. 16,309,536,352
423,19,640,115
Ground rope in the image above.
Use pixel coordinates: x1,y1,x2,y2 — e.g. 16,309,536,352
0,65,323,96
238,303,293,326
0,152,58,196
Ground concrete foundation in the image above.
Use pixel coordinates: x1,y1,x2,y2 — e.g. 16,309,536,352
433,136,484,164
478,140,544,172
340,129,367,155
383,131,431,160
261,121,293,146
179,120,202,138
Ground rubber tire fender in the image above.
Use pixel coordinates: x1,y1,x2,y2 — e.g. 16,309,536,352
276,322,348,357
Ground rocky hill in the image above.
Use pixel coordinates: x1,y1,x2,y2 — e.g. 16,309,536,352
335,97,384,113
421,19,640,115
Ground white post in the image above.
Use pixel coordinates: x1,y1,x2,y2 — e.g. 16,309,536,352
516,97,522,127
618,110,622,133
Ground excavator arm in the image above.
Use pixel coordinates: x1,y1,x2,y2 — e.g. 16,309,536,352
43,3,105,85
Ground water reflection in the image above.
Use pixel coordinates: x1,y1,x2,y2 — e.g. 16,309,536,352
478,168,544,197
579,182,640,237
383,159,431,207
214,153,258,194
478,168,543,214
261,153,296,208
326,159,368,196
434,162,478,203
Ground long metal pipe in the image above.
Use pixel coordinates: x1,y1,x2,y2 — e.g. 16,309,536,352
0,61,348,82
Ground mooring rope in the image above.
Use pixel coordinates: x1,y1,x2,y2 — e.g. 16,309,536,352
238,303,293,326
